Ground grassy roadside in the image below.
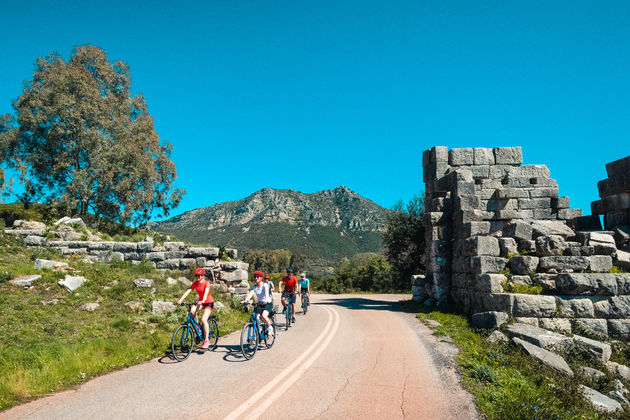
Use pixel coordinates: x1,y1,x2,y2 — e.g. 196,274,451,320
0,234,249,412
400,300,630,420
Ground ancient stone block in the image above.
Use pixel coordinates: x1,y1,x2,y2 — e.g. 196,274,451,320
499,237,518,257
536,235,567,256
554,297,595,319
449,148,474,166
458,221,491,237
534,273,557,292
575,319,608,339
504,220,533,241
588,256,613,272
475,273,506,293
146,252,165,261
460,236,500,257
555,273,617,296
471,311,509,329
558,208,583,220
507,255,540,275
473,148,495,165
529,187,559,198
512,338,573,377
608,320,630,341
539,318,571,334
593,297,630,319
452,257,472,273
518,198,551,210
471,256,508,274
511,275,532,285
494,147,523,165
506,323,573,353
113,242,138,252
496,188,529,199
551,196,570,209
512,294,557,317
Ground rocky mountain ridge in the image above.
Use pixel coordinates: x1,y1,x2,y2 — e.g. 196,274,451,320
147,186,393,275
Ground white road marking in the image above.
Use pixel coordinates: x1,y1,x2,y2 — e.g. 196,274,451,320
224,306,340,420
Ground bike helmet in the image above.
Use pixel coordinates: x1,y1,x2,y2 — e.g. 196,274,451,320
253,270,264,278
300,273,306,277
287,267,294,273
264,274,270,280
194,268,206,276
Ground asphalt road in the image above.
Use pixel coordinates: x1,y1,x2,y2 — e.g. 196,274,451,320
3,294,479,420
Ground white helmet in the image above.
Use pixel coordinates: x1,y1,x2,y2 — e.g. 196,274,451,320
300,273,306,277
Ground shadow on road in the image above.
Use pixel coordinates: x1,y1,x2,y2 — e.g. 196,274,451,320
314,296,413,313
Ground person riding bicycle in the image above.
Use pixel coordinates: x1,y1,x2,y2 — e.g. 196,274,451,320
241,271,274,337
299,272,310,304
177,267,214,349
280,267,298,323
264,274,275,303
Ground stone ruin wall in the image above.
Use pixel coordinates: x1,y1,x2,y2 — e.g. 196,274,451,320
413,146,630,340
4,225,251,296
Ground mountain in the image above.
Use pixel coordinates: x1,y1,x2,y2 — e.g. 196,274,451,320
147,186,393,276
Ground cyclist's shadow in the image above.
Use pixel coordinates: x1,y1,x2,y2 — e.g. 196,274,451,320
217,343,252,362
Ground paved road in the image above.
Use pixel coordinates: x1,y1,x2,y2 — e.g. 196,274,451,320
3,294,478,420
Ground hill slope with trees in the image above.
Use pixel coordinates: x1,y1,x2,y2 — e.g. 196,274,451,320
147,186,393,276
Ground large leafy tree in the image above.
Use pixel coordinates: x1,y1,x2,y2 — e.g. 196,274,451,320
382,194,425,289
0,45,184,225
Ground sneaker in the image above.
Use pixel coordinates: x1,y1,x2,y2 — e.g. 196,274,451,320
292,317,296,323
268,326,274,336
201,339,210,349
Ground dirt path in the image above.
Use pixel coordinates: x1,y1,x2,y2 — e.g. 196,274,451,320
3,294,478,420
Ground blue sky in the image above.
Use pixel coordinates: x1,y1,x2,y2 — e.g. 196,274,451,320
1,1,628,220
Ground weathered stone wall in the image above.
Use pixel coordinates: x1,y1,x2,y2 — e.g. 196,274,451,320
5,223,251,296
415,146,630,340
592,155,630,233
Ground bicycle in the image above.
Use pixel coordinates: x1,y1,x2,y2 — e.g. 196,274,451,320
240,303,276,360
171,302,219,361
300,292,309,315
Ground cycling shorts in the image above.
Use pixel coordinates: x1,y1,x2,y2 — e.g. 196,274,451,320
282,291,296,304
255,302,273,315
201,302,214,310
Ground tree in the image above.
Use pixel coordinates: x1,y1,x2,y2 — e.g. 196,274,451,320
382,193,425,289
0,45,184,226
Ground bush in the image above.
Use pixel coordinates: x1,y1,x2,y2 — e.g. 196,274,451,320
0,271,11,283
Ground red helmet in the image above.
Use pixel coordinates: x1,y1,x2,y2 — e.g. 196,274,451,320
194,268,206,276
264,274,270,280
253,270,264,278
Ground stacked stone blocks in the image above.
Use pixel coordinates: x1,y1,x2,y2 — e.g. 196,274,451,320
417,146,630,340
5,226,250,296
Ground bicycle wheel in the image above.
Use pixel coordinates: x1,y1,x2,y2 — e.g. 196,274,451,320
240,322,258,360
207,317,219,351
284,305,291,330
264,316,276,348
303,295,308,315
171,324,194,361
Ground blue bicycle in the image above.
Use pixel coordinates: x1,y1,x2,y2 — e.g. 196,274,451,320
171,302,219,361
240,303,276,360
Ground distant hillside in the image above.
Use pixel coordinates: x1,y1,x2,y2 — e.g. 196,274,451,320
147,186,393,276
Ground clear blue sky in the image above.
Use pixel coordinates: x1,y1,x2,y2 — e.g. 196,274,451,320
1,1,629,220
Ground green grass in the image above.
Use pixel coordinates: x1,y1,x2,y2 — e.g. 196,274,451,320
0,234,249,411
399,300,629,420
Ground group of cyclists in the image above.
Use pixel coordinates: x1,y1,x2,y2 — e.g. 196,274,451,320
176,267,310,347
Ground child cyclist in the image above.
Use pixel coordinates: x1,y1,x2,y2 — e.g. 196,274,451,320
177,267,215,349
241,271,274,337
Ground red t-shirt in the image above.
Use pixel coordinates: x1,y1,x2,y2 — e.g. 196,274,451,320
190,280,213,303
281,276,298,292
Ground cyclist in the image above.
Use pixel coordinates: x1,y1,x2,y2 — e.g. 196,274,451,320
177,267,214,349
264,274,275,303
299,272,310,304
242,271,274,336
280,267,298,323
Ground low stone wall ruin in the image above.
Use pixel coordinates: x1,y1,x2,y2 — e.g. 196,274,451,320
413,146,630,341
5,223,251,296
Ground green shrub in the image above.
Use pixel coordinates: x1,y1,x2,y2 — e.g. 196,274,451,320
470,363,498,384
0,271,11,283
